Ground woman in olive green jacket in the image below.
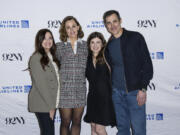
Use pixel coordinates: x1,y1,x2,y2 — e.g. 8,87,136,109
28,29,60,135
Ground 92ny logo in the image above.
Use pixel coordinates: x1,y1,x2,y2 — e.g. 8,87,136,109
2,53,22,61
174,83,180,90
138,20,157,28
146,113,163,120
148,82,155,90
5,117,25,125
48,20,61,28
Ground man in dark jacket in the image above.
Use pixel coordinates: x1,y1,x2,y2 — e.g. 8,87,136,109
103,10,153,135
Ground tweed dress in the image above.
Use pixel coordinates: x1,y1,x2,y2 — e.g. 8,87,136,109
56,39,88,108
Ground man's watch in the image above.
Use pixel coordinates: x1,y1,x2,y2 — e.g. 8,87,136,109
141,88,147,92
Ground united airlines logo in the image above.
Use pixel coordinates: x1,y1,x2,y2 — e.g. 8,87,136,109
146,113,163,120
0,85,31,94
176,24,180,27
0,20,29,28
24,85,32,93
87,21,105,28
21,20,29,28
150,52,164,60
54,115,61,123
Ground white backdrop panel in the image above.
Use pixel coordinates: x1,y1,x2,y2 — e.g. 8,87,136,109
0,0,180,135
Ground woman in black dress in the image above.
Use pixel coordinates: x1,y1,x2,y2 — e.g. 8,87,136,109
84,32,116,135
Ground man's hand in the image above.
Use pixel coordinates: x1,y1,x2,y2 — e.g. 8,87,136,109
137,90,147,106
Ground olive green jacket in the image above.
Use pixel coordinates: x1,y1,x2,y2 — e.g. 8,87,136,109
28,53,59,112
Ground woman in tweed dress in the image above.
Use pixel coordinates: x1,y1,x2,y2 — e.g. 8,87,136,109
56,16,88,135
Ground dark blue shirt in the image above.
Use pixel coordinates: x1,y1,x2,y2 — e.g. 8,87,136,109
108,36,126,90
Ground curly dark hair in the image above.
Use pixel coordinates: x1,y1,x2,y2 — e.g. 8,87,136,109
59,16,84,42
87,32,106,64
34,28,60,70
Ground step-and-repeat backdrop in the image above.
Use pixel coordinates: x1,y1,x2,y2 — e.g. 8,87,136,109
0,0,180,135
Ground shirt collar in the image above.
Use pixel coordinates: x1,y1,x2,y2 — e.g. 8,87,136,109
64,38,82,45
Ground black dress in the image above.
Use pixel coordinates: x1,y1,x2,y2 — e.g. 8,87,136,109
84,56,116,126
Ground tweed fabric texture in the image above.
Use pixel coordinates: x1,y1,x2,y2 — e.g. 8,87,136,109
56,40,88,108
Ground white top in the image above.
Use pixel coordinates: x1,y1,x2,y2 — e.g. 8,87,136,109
47,52,60,108
66,38,83,54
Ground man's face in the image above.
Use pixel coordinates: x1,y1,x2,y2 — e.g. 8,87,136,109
105,13,122,37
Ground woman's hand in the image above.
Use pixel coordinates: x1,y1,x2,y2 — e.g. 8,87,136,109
49,109,56,120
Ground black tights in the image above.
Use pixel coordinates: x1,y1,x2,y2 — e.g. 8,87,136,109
60,107,84,135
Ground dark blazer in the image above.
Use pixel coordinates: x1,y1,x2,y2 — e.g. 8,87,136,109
28,52,59,112
104,28,153,92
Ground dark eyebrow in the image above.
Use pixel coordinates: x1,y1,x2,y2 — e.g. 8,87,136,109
106,21,111,24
